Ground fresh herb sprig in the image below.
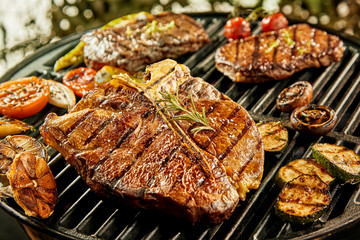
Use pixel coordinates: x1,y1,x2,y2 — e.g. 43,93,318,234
157,84,214,135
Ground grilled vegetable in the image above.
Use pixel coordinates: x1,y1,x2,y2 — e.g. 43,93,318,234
0,173,11,197
275,158,335,188
0,77,50,119
257,121,288,152
47,80,76,110
261,12,288,32
275,174,331,224
291,105,337,135
94,66,144,86
224,17,251,40
63,67,97,97
0,135,48,174
0,117,33,138
7,152,57,218
276,81,313,113
54,12,151,71
312,143,360,183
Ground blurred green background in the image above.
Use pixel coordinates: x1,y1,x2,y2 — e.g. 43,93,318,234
0,0,359,77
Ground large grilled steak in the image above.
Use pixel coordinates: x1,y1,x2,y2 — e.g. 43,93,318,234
40,59,264,224
215,24,344,83
82,12,210,72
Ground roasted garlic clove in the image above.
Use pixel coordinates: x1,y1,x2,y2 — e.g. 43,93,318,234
0,135,48,174
7,152,57,218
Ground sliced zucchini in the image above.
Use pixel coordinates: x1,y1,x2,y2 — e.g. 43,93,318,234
275,174,331,225
312,143,360,183
257,121,288,153
275,158,335,188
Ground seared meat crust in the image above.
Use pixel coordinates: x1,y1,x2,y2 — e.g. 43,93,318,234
82,12,210,72
40,59,264,224
215,24,344,83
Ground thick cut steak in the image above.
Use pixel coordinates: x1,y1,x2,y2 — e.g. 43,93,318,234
40,59,264,224
82,12,210,72
215,24,344,83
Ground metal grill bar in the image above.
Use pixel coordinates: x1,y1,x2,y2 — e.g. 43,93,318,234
334,73,360,122
318,50,359,106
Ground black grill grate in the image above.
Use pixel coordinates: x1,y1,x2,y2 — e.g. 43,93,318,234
0,13,360,240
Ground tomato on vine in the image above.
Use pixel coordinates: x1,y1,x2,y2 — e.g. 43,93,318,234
224,7,289,40
224,17,251,41
261,12,289,32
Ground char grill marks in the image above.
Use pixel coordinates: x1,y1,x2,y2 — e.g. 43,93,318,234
41,76,240,224
129,59,264,201
82,11,210,72
215,24,344,83
278,182,329,208
41,59,264,224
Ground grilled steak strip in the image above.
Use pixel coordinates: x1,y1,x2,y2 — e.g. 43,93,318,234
41,87,238,224
41,59,264,224
82,12,210,72
114,59,264,201
215,24,344,83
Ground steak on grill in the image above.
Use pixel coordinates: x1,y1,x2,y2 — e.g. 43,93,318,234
215,24,344,83
40,59,264,224
82,12,211,72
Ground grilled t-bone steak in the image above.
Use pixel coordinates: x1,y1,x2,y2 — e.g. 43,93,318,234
40,59,264,224
215,24,344,83
81,12,210,72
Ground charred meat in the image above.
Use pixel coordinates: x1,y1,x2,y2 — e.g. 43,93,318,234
215,24,344,83
40,59,264,224
82,12,210,72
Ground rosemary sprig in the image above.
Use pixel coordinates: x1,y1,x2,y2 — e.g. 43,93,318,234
156,84,214,135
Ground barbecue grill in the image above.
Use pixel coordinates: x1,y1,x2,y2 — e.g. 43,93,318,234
0,13,360,240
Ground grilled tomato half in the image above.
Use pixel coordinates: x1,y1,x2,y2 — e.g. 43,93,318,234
63,67,97,97
0,77,50,119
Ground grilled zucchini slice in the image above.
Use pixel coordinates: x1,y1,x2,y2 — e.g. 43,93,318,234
312,143,360,183
258,121,288,153
275,158,335,188
275,174,331,224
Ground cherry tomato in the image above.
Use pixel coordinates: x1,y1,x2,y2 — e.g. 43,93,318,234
0,77,50,119
261,12,288,32
224,17,251,41
63,67,97,97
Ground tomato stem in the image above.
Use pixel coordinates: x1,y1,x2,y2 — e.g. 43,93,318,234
245,7,273,22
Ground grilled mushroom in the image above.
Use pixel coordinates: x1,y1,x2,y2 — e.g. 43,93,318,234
276,81,313,113
290,105,337,135
6,152,57,218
